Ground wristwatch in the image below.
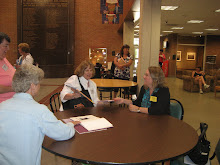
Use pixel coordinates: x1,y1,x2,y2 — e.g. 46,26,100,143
137,107,140,113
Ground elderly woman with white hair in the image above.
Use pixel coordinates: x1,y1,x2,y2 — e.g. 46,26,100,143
0,64,78,165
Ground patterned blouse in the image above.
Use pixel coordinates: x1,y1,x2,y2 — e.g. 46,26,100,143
141,88,159,108
114,53,133,80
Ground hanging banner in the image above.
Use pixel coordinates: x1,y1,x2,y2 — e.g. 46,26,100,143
100,0,123,14
102,14,119,24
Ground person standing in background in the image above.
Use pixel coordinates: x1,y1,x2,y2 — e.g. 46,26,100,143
0,32,15,103
159,49,165,68
113,44,133,97
14,43,34,69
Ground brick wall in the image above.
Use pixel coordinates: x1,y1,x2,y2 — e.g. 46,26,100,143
74,0,124,69
0,0,17,64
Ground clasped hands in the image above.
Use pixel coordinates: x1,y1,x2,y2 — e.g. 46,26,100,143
113,97,140,112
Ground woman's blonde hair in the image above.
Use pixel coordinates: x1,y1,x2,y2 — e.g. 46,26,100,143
148,66,166,89
74,60,95,77
12,64,44,93
18,43,30,53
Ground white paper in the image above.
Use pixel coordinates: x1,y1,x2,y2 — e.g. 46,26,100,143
80,118,113,131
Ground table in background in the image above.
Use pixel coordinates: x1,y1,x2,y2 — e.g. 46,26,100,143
42,107,198,164
92,79,138,98
215,86,220,97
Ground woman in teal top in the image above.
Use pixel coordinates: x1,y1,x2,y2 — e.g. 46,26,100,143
114,66,170,115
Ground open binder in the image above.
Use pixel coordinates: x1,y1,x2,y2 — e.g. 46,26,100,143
63,115,113,134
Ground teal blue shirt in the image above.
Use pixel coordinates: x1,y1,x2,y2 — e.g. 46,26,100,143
141,88,159,108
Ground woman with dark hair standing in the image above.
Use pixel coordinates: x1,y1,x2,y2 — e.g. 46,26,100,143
0,32,15,103
113,44,133,97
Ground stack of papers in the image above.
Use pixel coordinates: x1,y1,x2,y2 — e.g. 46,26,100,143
69,115,113,134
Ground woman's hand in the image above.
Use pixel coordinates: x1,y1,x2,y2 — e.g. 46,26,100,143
113,97,124,104
70,88,81,99
129,104,139,112
72,92,81,99
71,121,81,126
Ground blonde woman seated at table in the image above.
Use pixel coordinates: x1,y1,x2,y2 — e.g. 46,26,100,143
192,67,210,94
60,60,103,110
114,66,170,115
0,64,79,165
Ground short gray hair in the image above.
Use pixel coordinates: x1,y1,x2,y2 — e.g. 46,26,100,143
12,64,44,93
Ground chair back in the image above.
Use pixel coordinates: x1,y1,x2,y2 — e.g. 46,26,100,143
170,98,184,120
50,92,61,113
210,138,220,164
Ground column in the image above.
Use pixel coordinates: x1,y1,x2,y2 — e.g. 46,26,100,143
137,0,161,86
123,21,134,79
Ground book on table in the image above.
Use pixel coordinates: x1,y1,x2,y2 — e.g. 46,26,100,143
63,115,113,134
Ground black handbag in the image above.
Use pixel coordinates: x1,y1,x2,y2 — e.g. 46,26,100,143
188,122,211,165
62,77,94,110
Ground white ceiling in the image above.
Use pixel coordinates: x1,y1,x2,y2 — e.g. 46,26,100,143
133,0,220,36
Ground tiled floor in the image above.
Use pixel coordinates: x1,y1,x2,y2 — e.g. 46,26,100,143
39,77,220,165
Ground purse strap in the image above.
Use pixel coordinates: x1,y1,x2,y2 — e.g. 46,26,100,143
77,76,85,91
199,122,208,141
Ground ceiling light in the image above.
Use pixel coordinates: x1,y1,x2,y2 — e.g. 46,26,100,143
187,20,204,23
171,27,184,30
161,6,178,11
162,31,173,33
192,32,203,34
205,29,219,31
215,9,220,12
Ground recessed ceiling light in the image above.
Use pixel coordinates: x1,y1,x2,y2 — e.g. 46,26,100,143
187,20,204,23
192,32,203,34
162,31,173,33
171,27,184,30
215,9,220,12
205,29,219,31
161,6,178,10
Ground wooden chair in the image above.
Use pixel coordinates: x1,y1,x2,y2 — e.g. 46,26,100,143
49,92,61,113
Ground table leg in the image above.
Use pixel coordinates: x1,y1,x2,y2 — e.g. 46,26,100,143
215,87,216,98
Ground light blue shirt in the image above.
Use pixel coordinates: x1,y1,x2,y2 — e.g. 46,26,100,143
0,93,75,165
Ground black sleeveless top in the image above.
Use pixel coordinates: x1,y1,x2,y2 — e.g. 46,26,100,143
194,72,202,77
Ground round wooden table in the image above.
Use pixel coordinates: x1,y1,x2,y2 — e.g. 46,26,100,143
92,78,137,88
92,79,138,98
42,107,198,164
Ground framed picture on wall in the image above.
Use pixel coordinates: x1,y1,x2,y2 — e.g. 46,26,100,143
187,52,196,60
176,51,181,61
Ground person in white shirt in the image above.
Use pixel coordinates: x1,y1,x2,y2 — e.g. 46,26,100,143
0,64,79,165
14,43,34,68
60,60,102,110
